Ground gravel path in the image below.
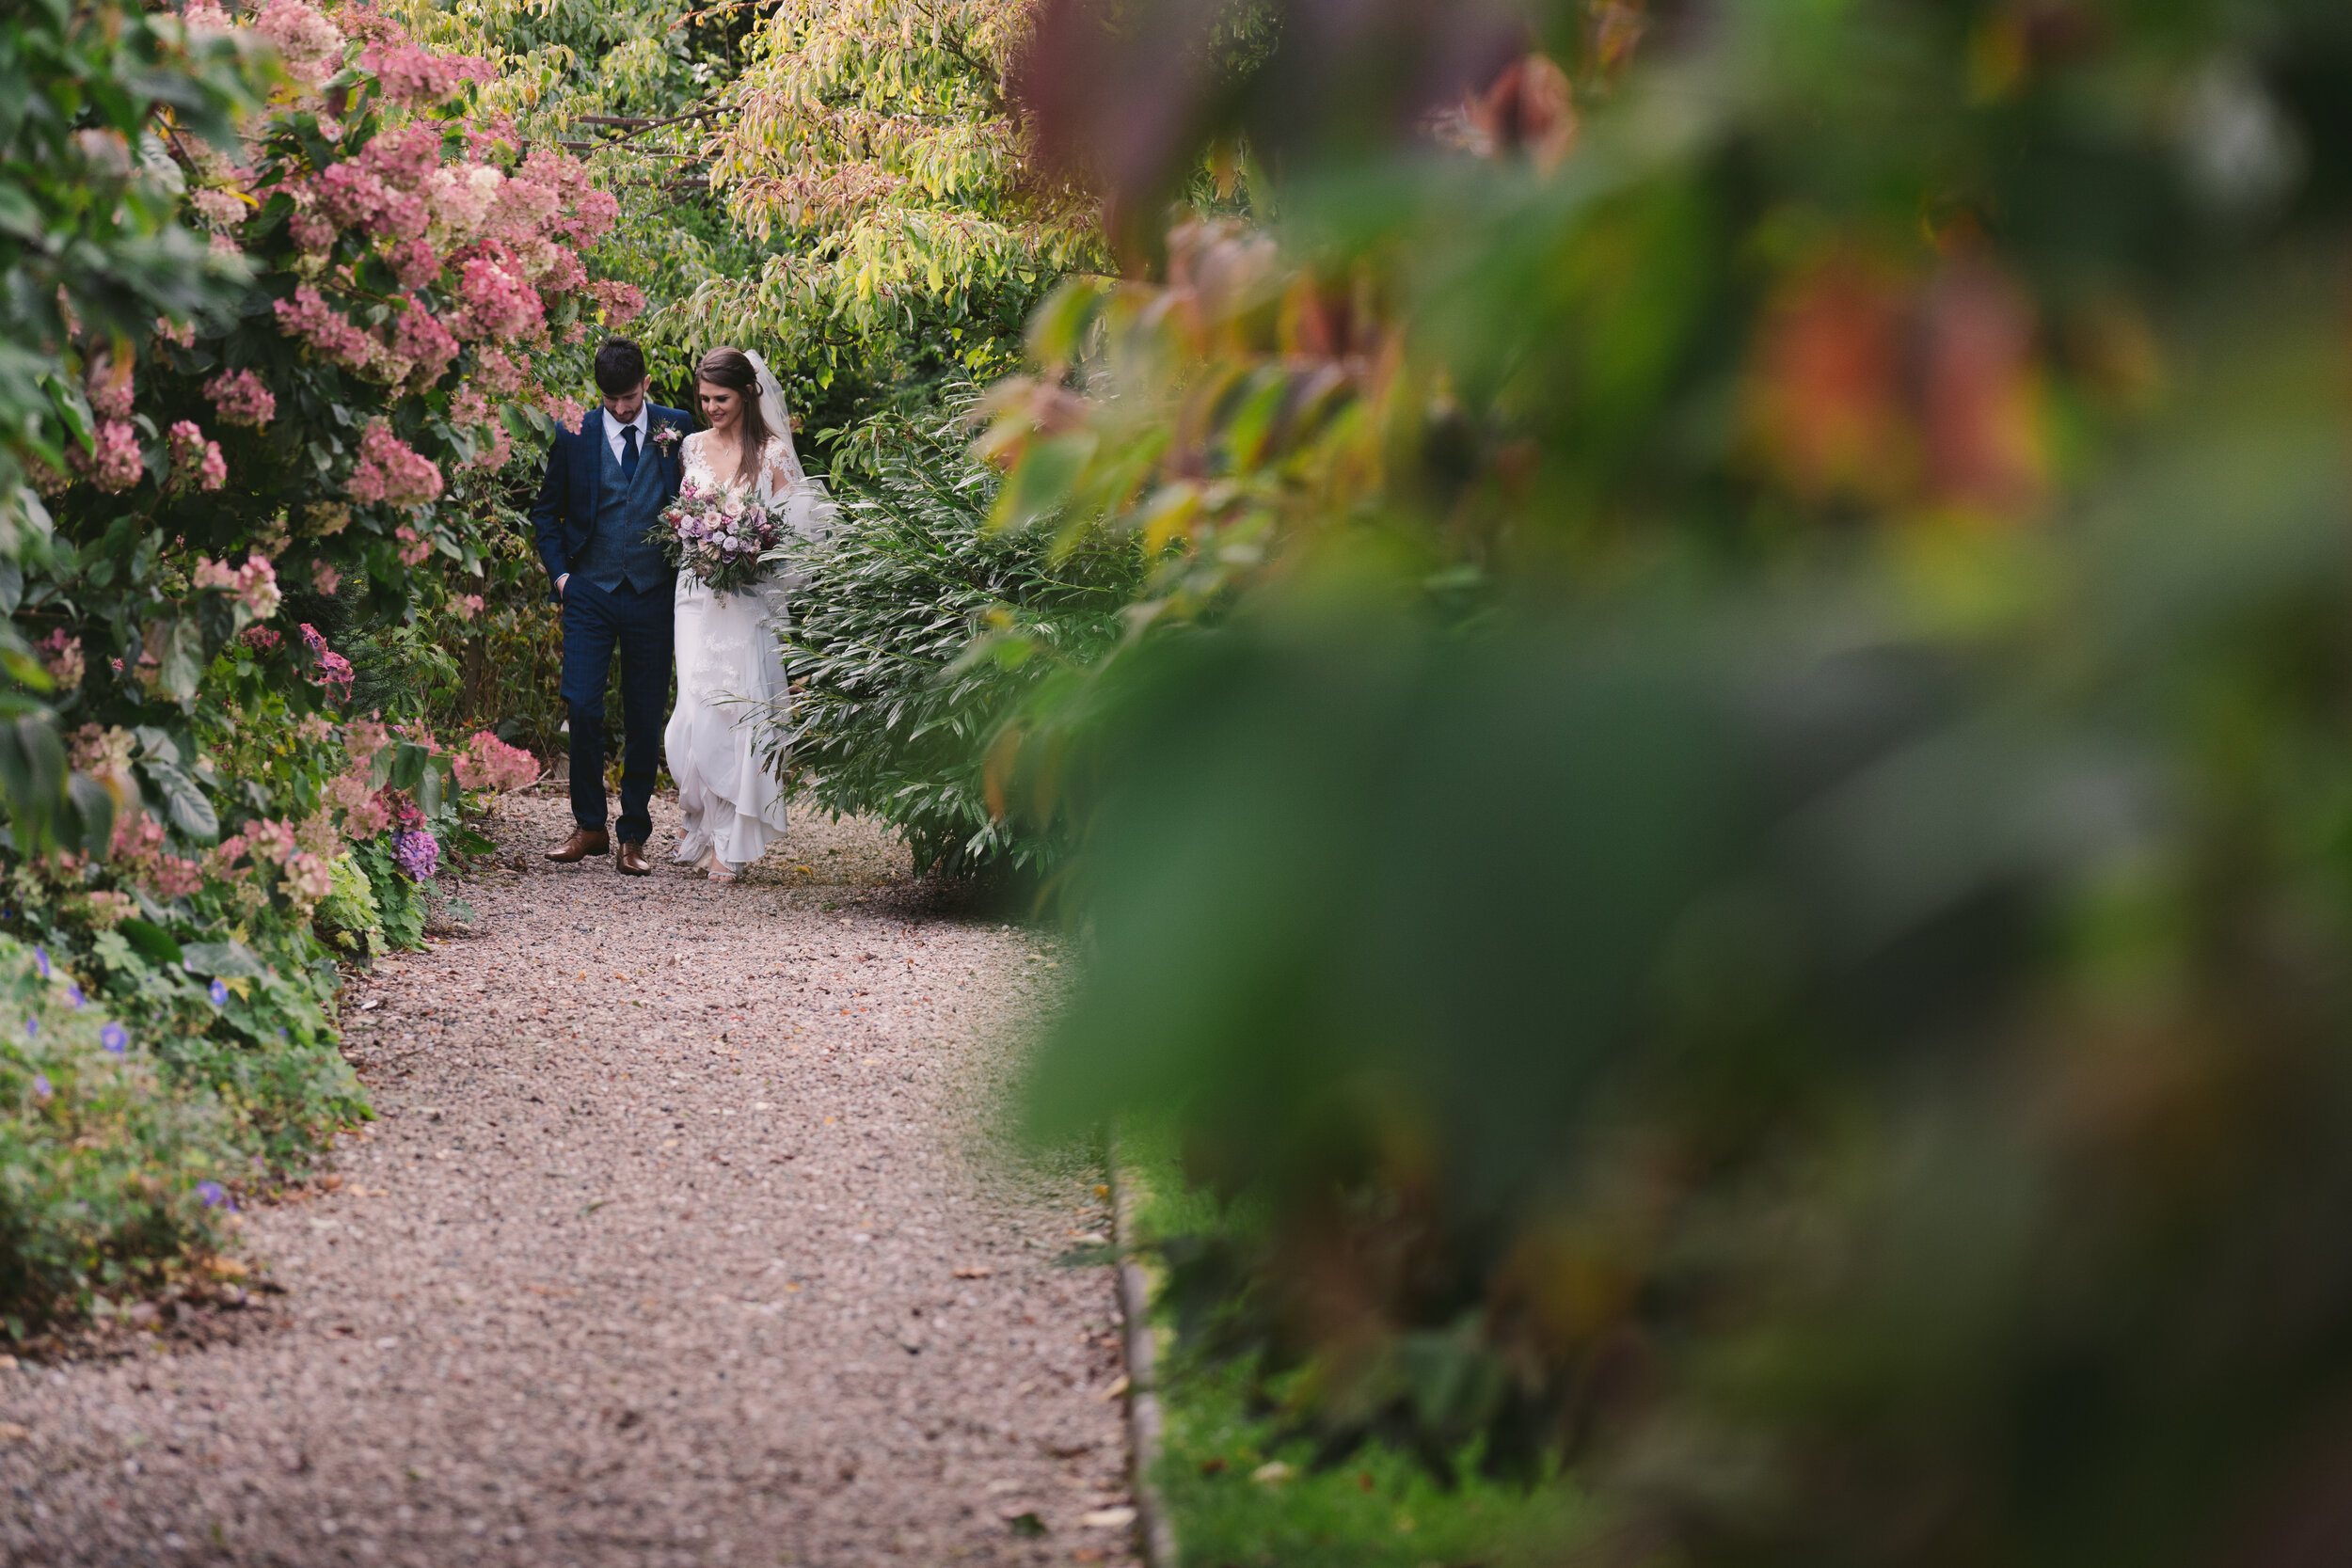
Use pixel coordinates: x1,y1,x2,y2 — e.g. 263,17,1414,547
0,789,1136,1568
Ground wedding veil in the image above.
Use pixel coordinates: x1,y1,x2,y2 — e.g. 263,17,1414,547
739,348,834,546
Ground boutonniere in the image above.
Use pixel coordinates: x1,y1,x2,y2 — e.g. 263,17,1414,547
651,424,684,454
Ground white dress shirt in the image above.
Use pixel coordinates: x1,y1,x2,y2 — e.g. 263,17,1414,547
604,403,649,465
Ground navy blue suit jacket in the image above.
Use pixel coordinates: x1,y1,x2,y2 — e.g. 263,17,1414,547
530,403,693,596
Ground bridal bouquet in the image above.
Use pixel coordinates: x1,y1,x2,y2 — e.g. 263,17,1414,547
658,482,783,596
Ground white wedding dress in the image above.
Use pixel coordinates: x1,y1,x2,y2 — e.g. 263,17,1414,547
665,419,827,875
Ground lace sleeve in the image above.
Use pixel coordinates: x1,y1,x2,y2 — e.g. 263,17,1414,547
755,435,804,506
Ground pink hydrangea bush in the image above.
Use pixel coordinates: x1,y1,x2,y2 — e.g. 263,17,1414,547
87,421,144,492
166,421,227,493
451,731,540,794
38,631,83,691
203,369,276,426
346,423,443,508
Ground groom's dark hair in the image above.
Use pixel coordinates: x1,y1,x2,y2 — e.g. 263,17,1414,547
594,339,647,395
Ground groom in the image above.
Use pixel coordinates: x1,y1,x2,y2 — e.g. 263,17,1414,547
531,338,693,876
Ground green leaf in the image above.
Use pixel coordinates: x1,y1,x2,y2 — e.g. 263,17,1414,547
989,432,1097,534
114,919,184,968
150,616,205,701
179,939,267,979
142,759,218,842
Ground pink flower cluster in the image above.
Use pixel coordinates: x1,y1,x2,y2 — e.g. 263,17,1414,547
520,146,619,246
452,248,545,341
109,813,204,900
300,623,355,697
451,390,513,470
361,41,492,106
325,768,387,837
393,525,432,566
190,189,246,230
89,421,144,492
283,851,334,902
167,420,227,493
389,305,459,384
344,716,391,764
451,731,540,793
471,346,527,393
276,284,378,372
215,816,335,904
38,630,83,690
87,356,134,420
347,422,443,508
288,207,336,253
204,369,277,427
192,555,282,620
389,237,440,289
253,0,344,89
450,593,485,620
591,279,645,327
315,124,440,242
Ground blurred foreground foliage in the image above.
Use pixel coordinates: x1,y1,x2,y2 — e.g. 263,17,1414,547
1000,0,2352,1560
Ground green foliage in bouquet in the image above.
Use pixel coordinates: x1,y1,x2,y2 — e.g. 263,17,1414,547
777,400,1145,879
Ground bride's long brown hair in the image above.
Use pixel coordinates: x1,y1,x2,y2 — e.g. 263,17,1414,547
694,346,773,481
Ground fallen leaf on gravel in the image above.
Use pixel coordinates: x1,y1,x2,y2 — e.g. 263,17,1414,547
1078,1508,1136,1529
1097,1376,1129,1402
951,1265,993,1279
1003,1511,1047,1537
0,1422,26,1442
201,1256,248,1280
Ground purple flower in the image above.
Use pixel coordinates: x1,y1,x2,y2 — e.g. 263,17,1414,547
208,978,229,1006
23,1018,34,1039
392,828,440,880
63,982,83,1008
196,1181,227,1208
101,1022,127,1054
32,948,49,979
31,1073,51,1100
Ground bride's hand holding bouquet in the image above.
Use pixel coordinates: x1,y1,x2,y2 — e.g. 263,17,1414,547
659,481,783,596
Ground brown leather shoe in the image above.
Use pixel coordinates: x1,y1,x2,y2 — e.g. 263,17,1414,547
546,827,609,863
615,840,652,877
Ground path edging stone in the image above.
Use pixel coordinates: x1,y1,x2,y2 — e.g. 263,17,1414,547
1110,1137,1180,1568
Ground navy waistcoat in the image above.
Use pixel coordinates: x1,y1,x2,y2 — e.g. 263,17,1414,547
579,418,672,594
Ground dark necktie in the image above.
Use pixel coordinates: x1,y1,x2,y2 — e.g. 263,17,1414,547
620,422,640,480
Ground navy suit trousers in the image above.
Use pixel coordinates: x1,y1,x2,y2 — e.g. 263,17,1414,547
560,576,672,845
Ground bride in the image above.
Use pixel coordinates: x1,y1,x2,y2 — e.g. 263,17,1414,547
665,346,828,883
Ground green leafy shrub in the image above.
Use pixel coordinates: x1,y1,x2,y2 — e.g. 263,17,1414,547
778,400,1146,879
0,936,237,1338
312,851,384,960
